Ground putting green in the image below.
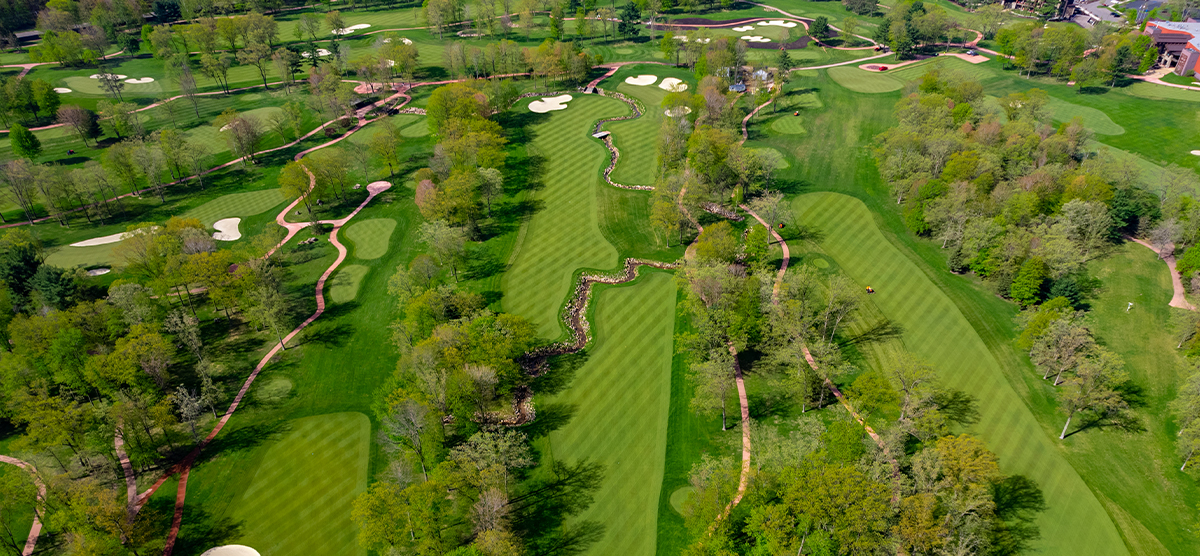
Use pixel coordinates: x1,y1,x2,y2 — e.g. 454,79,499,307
183,189,288,227
770,115,806,135
45,241,120,269
826,66,903,93
233,412,370,556
502,94,623,338
329,265,368,304
793,192,1127,556
343,218,396,260
668,486,694,515
1046,97,1124,135
537,272,674,555
752,147,790,169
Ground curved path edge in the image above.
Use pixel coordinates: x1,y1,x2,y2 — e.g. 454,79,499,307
1128,236,1196,310
0,455,45,556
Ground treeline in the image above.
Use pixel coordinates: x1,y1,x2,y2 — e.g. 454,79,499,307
874,68,1164,305
349,80,608,555
443,37,600,83
671,202,1046,554
0,218,294,553
873,0,966,59
994,22,1158,87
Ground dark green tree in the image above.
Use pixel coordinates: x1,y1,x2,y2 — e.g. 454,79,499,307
9,124,41,161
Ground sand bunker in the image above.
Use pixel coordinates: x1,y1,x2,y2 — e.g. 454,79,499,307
53,87,71,93
200,546,260,556
1191,150,1200,156
125,77,154,84
70,226,160,247
332,23,371,35
758,20,797,27
212,218,242,241
528,94,573,113
740,35,771,43
733,25,755,31
301,49,333,58
86,268,111,276
625,74,658,86
89,73,127,79
382,37,413,44
659,78,688,92
665,106,692,117
70,232,124,247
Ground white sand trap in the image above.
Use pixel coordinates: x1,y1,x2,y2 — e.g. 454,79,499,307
301,49,333,58
212,218,242,241
87,268,111,276
733,25,755,31
673,35,688,40
70,226,160,247
1191,150,1200,156
625,74,658,86
125,77,154,84
665,106,692,117
70,232,126,247
758,20,797,27
528,94,573,113
695,38,711,43
200,546,260,556
382,37,413,44
53,87,72,93
89,73,127,79
740,35,771,43
659,78,688,92
332,23,371,35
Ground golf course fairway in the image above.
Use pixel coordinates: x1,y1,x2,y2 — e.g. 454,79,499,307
793,191,1127,556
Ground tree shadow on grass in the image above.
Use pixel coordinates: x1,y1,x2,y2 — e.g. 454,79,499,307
933,389,980,426
464,249,507,281
1063,408,1146,439
163,498,246,556
509,459,607,556
519,402,577,440
300,320,355,349
195,419,291,467
838,319,904,349
531,351,591,396
989,475,1047,556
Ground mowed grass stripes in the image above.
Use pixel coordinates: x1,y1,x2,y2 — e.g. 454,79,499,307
232,412,371,556
502,95,624,338
793,192,1127,556
537,272,675,556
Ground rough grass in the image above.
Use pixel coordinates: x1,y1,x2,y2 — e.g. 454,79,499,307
793,191,1128,556
532,271,676,556
1046,97,1125,135
826,66,903,93
343,218,397,260
0,462,35,550
329,264,369,304
183,189,288,227
501,95,623,339
231,412,370,556
1068,243,1200,553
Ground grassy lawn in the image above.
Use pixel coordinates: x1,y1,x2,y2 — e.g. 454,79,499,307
500,94,624,339
231,412,371,556
342,218,398,260
182,188,290,227
533,270,676,556
599,64,696,187
794,191,1127,556
827,65,903,93
172,182,421,555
